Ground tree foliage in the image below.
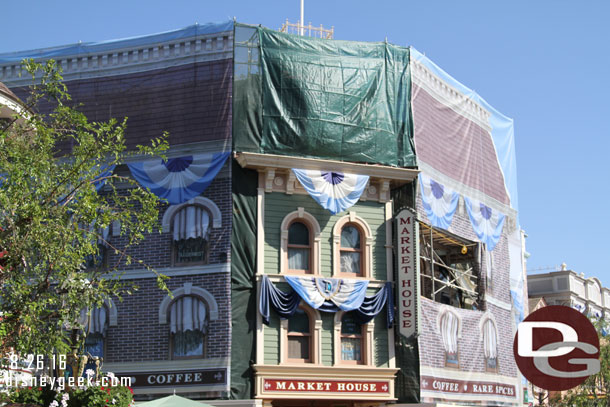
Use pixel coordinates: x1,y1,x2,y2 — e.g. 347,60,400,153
0,60,168,357
553,317,610,407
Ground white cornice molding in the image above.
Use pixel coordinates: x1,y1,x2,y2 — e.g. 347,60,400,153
0,31,233,86
235,152,418,186
411,58,492,133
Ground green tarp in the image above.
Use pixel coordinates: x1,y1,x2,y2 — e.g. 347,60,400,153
234,25,415,168
229,161,258,400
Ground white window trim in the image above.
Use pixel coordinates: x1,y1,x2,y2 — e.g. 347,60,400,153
158,282,219,324
332,211,373,278
104,298,118,327
279,303,322,365
333,311,374,366
280,208,321,275
162,197,222,232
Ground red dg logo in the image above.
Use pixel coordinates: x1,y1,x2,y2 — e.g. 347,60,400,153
513,305,600,391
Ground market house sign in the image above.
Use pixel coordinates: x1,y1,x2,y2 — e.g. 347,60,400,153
420,376,516,398
262,379,390,394
117,368,226,388
396,209,417,338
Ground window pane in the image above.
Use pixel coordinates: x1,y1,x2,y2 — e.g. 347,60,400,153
340,252,360,274
289,222,309,246
288,248,309,270
341,226,360,249
487,357,497,370
173,330,204,357
288,336,309,360
341,338,361,361
341,314,362,335
176,237,206,263
288,309,309,333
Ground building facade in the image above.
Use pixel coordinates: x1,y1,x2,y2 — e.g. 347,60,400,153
0,21,235,401
1,19,526,407
528,267,610,318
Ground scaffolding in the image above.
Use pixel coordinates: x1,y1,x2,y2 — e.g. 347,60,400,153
418,222,480,310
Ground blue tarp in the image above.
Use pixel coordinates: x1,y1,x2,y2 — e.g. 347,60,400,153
0,21,234,63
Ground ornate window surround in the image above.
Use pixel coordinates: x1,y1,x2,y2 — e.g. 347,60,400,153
161,196,222,232
332,211,373,278
333,311,374,366
158,282,219,324
280,208,321,275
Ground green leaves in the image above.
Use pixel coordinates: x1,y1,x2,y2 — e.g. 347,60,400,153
0,60,169,356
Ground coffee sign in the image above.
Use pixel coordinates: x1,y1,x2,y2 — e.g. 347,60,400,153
117,368,226,388
396,209,417,338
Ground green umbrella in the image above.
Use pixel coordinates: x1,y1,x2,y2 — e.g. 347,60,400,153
137,395,214,407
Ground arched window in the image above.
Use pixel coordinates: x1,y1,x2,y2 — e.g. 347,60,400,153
280,209,321,275
333,213,372,278
482,317,498,372
169,295,208,359
286,307,312,363
287,221,311,273
172,205,210,265
340,313,364,364
439,309,460,368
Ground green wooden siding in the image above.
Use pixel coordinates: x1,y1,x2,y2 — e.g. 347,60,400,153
263,193,387,279
263,312,280,365
373,313,389,367
321,313,334,366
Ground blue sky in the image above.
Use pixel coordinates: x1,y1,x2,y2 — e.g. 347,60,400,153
2,1,608,286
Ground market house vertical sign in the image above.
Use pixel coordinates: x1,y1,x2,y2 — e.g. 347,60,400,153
396,209,417,338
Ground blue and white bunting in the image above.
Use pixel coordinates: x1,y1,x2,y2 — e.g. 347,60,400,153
292,169,369,215
464,196,506,251
127,152,230,205
419,173,458,230
284,276,369,311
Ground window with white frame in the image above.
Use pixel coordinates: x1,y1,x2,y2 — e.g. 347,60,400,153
332,213,372,278
439,309,460,368
287,221,312,273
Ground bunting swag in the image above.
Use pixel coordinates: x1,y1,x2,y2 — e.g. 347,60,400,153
284,275,368,311
292,169,369,215
464,197,506,251
259,275,302,325
419,173,458,230
127,152,230,204
259,275,395,328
